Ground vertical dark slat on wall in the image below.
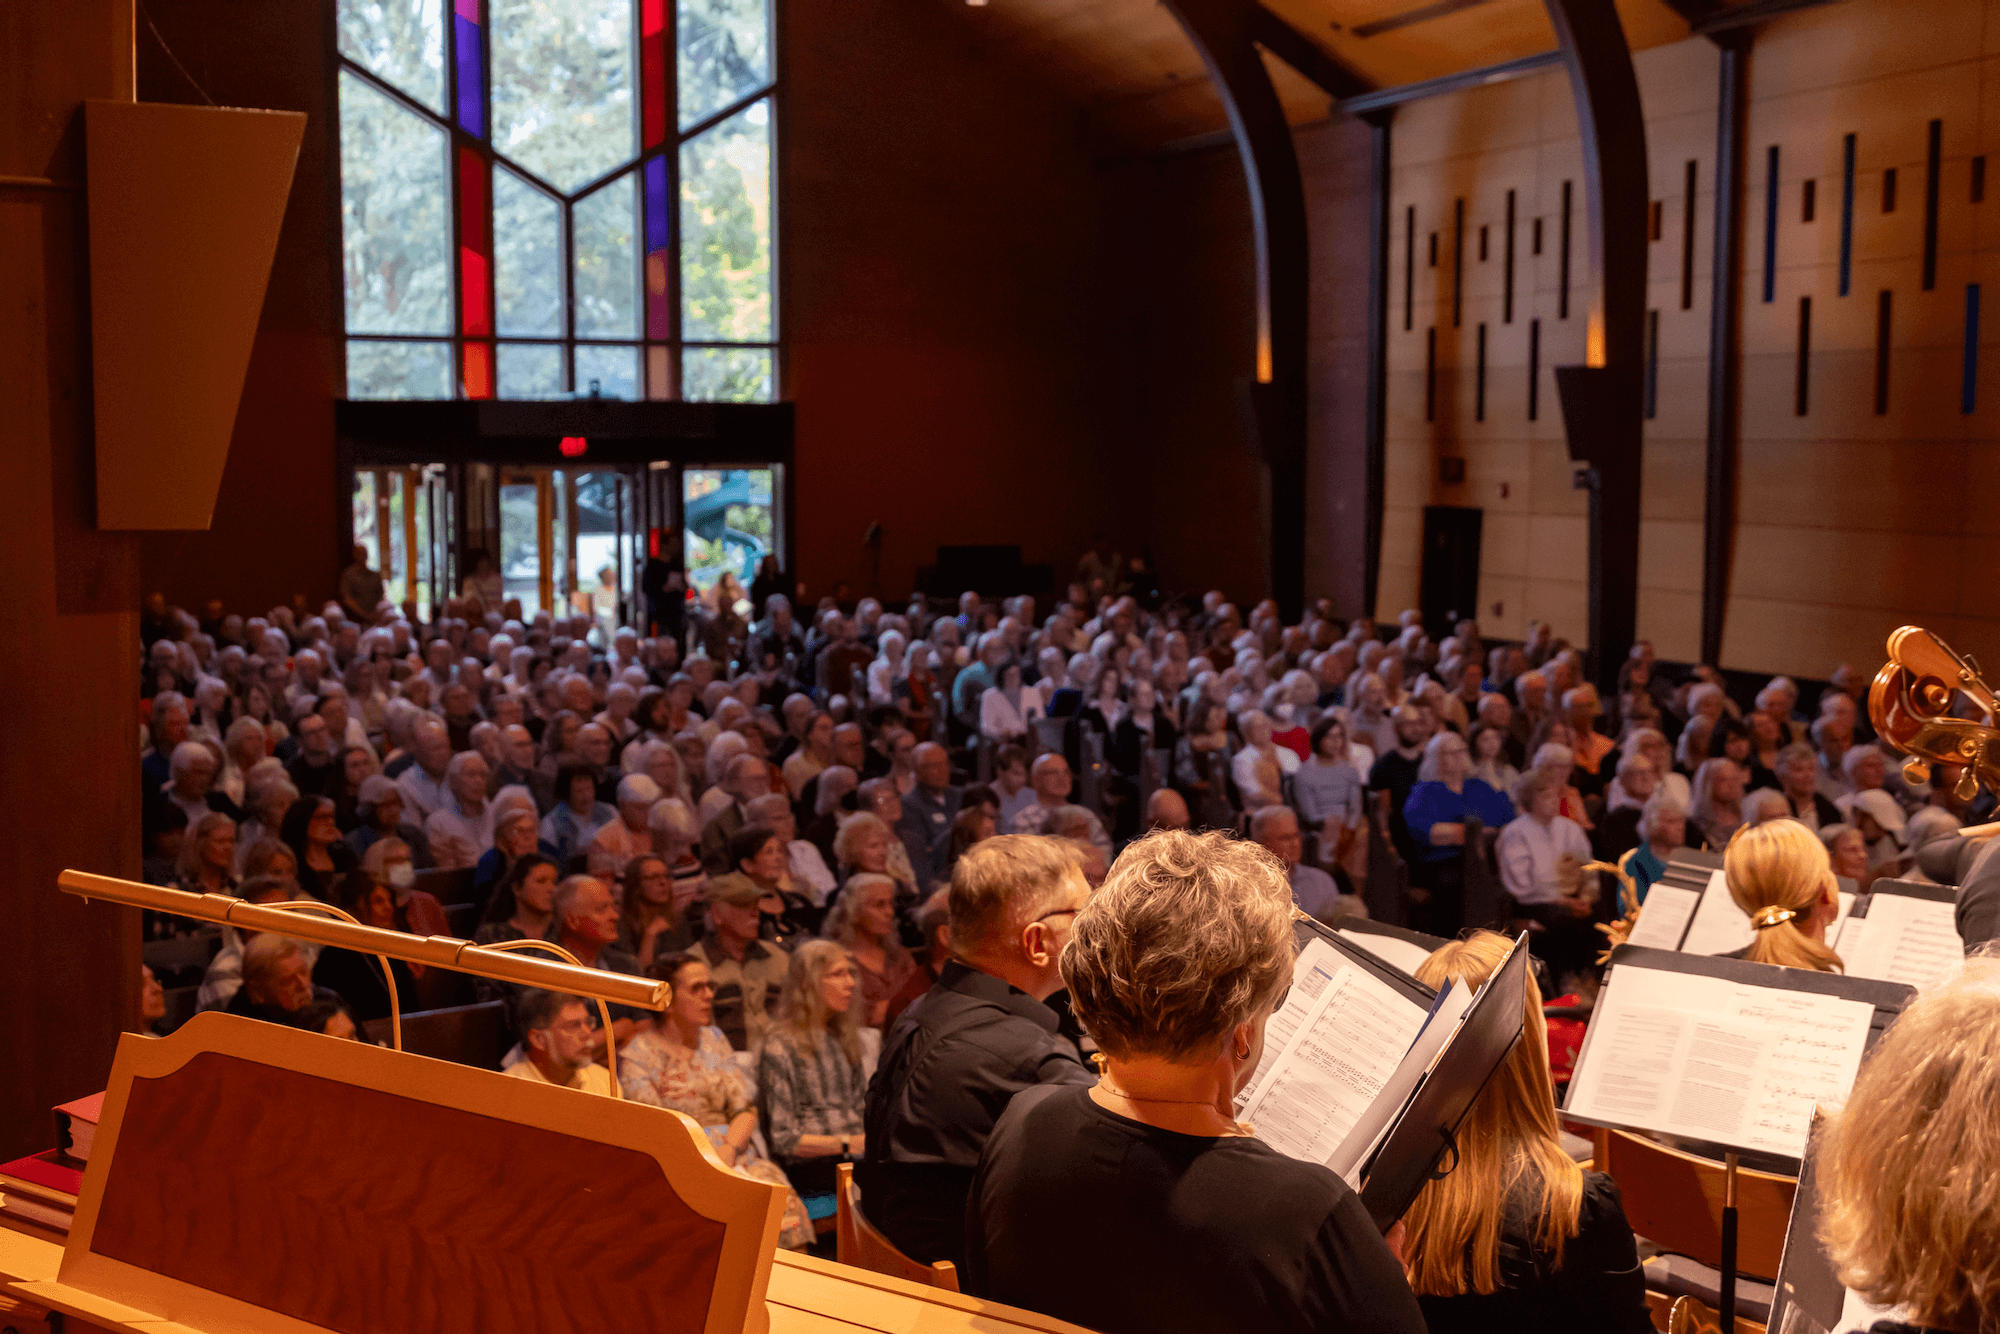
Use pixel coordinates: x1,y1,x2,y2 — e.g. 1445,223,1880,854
1802,178,1815,222
1922,118,1941,291
1874,289,1893,414
1528,318,1540,421
1762,144,1779,304
1974,156,1987,204
1404,203,1415,332
1681,158,1698,311
1476,322,1487,421
1644,309,1659,419
1452,196,1465,327
1702,35,1747,668
1964,284,1981,415
1559,179,1573,318
1426,326,1437,422
1367,115,1393,619
1881,167,1897,212
1839,132,1856,296
1504,188,1517,323
1796,295,1812,415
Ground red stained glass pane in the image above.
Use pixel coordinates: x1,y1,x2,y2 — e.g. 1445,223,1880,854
462,341,494,398
641,0,667,149
456,146,492,336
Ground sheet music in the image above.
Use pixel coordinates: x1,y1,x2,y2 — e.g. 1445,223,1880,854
1239,937,1346,1108
1680,870,1854,959
1625,884,1700,950
1565,968,1873,1157
1334,978,1476,1186
1679,871,1754,955
1834,911,1868,956
1336,927,1434,977
1840,892,1962,989
1238,955,1429,1165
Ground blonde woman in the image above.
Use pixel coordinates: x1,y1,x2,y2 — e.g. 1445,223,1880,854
1401,931,1652,1332
821,873,914,1027
757,940,867,1197
1818,956,2000,1333
1720,818,1843,972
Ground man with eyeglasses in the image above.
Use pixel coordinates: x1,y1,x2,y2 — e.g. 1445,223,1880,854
860,835,1097,1272
502,990,613,1095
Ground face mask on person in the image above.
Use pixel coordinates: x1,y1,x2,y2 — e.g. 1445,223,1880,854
386,862,415,889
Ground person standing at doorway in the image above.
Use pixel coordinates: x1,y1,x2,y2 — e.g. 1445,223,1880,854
338,545,384,622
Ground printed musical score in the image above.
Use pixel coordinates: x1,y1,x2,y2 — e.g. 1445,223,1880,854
1565,967,1872,1156
1239,958,1428,1167
1842,890,1963,990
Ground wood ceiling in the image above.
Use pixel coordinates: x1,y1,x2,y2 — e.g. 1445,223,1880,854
944,0,1697,152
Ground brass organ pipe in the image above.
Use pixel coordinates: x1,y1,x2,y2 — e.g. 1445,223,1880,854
60,871,669,1011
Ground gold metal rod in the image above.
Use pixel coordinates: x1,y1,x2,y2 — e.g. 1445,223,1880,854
60,870,668,1011
1956,820,2000,839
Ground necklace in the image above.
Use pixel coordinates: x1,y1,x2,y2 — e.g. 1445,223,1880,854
1098,1080,1223,1109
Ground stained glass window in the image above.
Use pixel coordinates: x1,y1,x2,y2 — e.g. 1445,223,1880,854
337,0,777,402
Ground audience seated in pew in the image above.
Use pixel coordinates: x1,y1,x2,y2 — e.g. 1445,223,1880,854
501,989,612,1094
758,940,867,1200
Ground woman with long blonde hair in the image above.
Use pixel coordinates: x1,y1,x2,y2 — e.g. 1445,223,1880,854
757,940,867,1198
1401,931,1653,1332
1722,818,1843,973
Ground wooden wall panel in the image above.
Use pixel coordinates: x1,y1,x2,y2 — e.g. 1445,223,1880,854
1368,0,2000,677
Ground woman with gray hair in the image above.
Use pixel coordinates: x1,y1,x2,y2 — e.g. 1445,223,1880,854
1627,792,1689,902
966,828,1423,1334
1686,756,1747,850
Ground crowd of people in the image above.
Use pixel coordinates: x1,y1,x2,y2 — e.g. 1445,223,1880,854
128,561,2000,1331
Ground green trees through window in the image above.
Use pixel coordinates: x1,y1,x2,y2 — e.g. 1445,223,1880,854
337,0,776,403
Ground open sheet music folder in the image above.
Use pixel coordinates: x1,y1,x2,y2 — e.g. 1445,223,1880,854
1238,920,1528,1230
1834,879,1964,990
1562,946,1914,1170
1626,848,1857,958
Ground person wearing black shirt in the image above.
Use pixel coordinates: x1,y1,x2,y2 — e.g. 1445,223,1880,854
1368,704,1430,867
1400,931,1652,1334
966,828,1423,1334
859,836,1094,1269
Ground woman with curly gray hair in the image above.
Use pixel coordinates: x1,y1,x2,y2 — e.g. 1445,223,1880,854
964,828,1424,1334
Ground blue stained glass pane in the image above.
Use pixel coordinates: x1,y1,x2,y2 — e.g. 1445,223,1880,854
454,13,484,135
644,156,670,254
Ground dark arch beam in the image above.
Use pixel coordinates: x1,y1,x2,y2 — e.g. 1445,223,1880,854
1544,0,1650,694
1160,1,1366,619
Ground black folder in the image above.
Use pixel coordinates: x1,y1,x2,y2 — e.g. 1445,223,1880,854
1769,1113,1845,1334
1355,931,1531,1231
1293,915,1435,1007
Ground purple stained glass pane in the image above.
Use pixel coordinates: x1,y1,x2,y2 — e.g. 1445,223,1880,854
454,14,484,136
644,156,670,253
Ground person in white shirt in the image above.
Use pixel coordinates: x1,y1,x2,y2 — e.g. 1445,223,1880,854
980,661,1044,744
396,716,452,822
425,750,497,870
1496,768,1598,984
1229,709,1298,812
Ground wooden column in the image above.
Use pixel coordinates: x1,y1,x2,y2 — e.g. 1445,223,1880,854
1363,111,1391,618
1159,0,1338,620
0,0,145,1159
1543,0,1650,695
1701,33,1750,666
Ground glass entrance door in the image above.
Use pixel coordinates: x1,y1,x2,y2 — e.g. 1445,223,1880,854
496,468,639,633
351,464,450,621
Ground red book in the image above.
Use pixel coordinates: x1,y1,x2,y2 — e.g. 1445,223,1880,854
53,1091,105,1164
0,1150,82,1206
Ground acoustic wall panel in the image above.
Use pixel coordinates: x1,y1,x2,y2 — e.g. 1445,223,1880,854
86,100,303,530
